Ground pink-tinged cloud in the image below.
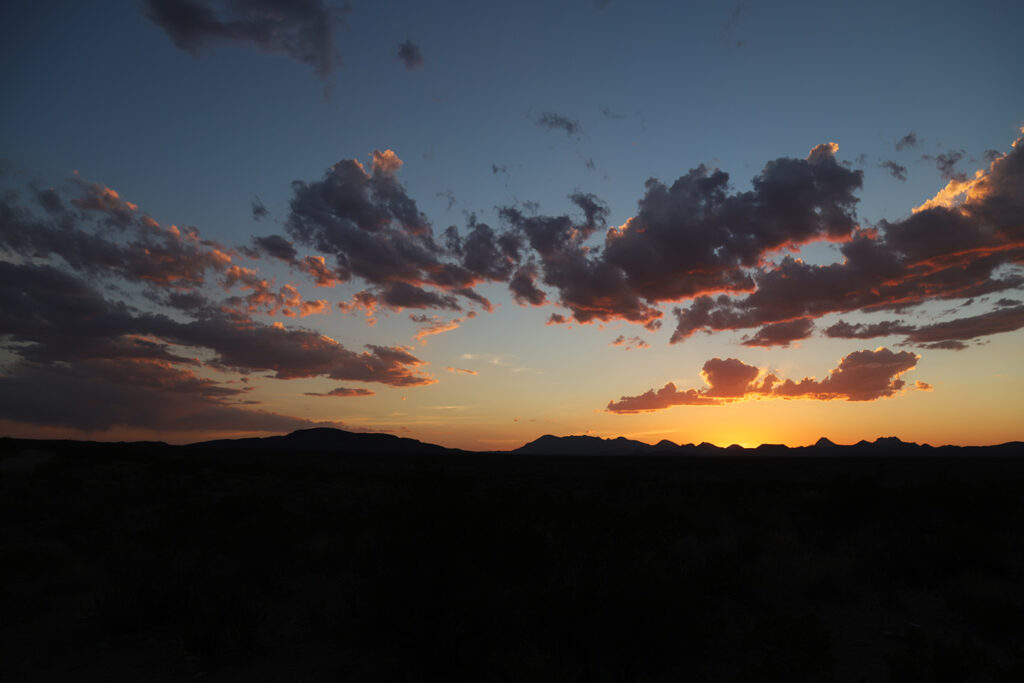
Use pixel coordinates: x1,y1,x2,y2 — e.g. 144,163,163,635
445,366,478,375
304,386,375,397
372,149,403,176
607,348,921,413
297,255,343,287
410,313,463,344
610,335,650,350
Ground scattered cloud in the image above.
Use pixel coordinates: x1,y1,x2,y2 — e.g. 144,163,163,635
304,386,375,397
251,197,269,220
610,335,649,350
445,366,478,375
535,111,581,137
144,0,346,78
895,131,919,151
881,160,908,182
396,38,424,70
922,150,966,181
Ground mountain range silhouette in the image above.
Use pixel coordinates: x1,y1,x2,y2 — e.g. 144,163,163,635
188,428,1020,456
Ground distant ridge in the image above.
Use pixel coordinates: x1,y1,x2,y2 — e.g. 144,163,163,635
512,434,653,456
191,427,461,455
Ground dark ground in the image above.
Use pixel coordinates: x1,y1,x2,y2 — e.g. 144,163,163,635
3,438,1024,681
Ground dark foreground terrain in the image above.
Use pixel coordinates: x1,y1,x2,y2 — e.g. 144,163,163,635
2,432,1024,681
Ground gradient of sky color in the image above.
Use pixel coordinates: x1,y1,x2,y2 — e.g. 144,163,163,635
1,0,1022,449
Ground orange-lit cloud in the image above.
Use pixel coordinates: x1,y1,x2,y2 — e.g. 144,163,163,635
445,366,478,375
607,348,921,413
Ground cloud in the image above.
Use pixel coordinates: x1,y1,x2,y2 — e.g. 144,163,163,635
445,366,478,375
610,335,649,350
824,319,916,339
251,197,269,220
922,150,966,181
304,386,375,397
895,131,919,151
513,143,862,329
823,306,1024,348
409,313,463,344
251,234,299,262
915,380,933,391
671,134,1024,343
0,357,341,433
902,305,1024,346
285,152,508,313
535,111,581,137
396,38,424,70
0,176,438,436
144,0,345,78
741,317,815,347
607,348,921,413
881,160,908,182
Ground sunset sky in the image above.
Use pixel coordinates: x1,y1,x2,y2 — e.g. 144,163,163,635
1,0,1022,449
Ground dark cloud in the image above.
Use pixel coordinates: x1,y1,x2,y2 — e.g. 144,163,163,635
903,305,1024,346
607,348,920,413
995,298,1021,307
304,386,374,397
881,160,908,182
535,112,581,137
144,0,345,78
922,150,966,181
251,197,269,220
0,358,340,433
671,137,1024,343
824,319,915,339
285,152,507,313
508,264,547,306
252,234,298,262
895,132,919,151
0,175,438,436
741,317,815,347
396,38,424,70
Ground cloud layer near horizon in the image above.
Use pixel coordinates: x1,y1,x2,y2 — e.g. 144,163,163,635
606,348,922,413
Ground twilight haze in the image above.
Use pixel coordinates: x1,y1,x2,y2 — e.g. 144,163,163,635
1,0,1021,449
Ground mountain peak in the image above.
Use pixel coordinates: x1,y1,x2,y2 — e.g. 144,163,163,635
814,437,837,447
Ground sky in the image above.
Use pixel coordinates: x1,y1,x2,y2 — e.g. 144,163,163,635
1,0,1022,449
